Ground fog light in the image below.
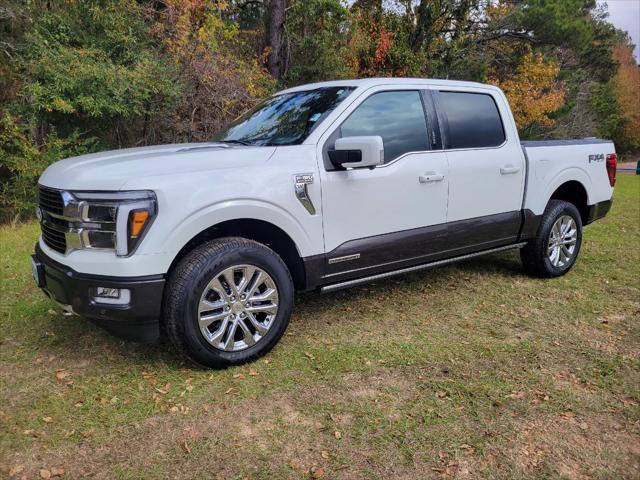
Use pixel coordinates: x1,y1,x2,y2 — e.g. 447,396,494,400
93,287,130,305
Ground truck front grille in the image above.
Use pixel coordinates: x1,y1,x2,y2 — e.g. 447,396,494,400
38,186,67,254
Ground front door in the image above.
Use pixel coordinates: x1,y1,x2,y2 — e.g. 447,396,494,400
317,88,450,282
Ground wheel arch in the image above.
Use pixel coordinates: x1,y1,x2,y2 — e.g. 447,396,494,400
548,180,589,225
168,218,307,290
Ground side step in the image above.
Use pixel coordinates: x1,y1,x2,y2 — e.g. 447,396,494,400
320,242,527,293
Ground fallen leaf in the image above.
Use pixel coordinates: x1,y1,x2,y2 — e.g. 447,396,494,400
304,351,315,360
311,466,325,478
460,443,474,452
232,373,245,379
74,401,83,408
142,372,157,379
506,391,525,399
55,370,69,381
9,465,24,476
334,431,342,439
289,459,304,471
436,391,448,398
180,439,191,454
248,369,258,376
321,450,330,459
155,383,171,395
40,469,51,479
562,411,575,418
50,467,65,477
47,309,57,316
42,416,53,423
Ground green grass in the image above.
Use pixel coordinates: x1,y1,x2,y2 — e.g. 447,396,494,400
1,175,639,479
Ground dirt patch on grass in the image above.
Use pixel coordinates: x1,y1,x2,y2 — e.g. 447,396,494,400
513,412,640,479
3,368,440,479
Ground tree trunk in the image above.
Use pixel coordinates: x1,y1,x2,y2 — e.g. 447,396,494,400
266,0,285,79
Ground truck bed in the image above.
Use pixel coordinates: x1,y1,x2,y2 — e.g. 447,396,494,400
521,138,615,217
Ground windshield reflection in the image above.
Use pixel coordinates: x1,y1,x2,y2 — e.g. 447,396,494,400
212,87,354,146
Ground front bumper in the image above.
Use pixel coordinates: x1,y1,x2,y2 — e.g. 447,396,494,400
33,243,164,342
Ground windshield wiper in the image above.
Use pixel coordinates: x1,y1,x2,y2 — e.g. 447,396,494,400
214,139,253,146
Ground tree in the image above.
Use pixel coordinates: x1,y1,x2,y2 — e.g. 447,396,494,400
151,0,274,142
284,0,353,84
490,52,566,132
610,42,640,152
266,0,286,79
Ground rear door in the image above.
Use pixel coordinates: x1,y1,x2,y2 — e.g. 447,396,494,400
433,89,526,251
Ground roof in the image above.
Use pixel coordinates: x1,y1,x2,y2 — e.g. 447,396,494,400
276,77,490,95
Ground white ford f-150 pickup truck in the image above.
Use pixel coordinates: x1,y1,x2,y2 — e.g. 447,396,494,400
32,78,616,367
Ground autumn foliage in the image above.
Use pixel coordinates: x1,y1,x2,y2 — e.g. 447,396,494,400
611,44,640,151
490,53,566,131
0,0,638,220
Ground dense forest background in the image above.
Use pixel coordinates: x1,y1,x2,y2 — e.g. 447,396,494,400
1,0,638,220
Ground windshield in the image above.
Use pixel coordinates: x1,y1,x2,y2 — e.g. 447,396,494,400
212,87,355,146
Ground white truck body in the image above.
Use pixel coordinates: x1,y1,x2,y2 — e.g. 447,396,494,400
33,78,616,349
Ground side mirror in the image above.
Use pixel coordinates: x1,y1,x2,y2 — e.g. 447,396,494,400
328,136,384,169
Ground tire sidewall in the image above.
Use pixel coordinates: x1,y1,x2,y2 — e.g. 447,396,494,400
177,243,293,367
539,202,583,276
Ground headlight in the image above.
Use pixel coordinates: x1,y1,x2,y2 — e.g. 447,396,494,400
44,190,157,256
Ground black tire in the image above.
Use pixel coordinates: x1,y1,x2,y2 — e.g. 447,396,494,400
163,237,293,368
520,200,583,278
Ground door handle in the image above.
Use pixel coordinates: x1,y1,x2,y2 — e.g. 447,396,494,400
500,164,520,175
419,172,445,184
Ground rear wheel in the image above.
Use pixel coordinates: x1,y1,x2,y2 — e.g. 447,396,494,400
520,200,583,278
164,237,293,368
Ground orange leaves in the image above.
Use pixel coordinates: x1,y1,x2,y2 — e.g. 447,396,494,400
611,43,640,150
491,52,566,130
373,28,393,70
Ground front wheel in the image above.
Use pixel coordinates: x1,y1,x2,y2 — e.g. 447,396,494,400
520,200,583,278
163,237,293,368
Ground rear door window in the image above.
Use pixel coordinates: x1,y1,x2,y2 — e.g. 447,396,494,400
437,91,505,149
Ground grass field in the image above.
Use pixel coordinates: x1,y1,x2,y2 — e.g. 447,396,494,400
1,175,638,479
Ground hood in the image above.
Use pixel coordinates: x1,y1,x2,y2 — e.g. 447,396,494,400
38,143,277,191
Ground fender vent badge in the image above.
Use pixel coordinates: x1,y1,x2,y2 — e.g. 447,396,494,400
294,173,316,215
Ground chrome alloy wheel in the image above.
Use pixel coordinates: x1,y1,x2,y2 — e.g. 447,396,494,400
547,215,578,268
197,264,279,352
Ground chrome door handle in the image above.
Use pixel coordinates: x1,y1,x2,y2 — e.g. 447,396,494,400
500,165,520,175
419,173,445,184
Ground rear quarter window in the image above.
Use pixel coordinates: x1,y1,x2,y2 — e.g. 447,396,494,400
438,91,505,149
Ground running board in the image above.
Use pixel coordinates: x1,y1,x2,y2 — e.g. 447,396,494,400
320,242,527,293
